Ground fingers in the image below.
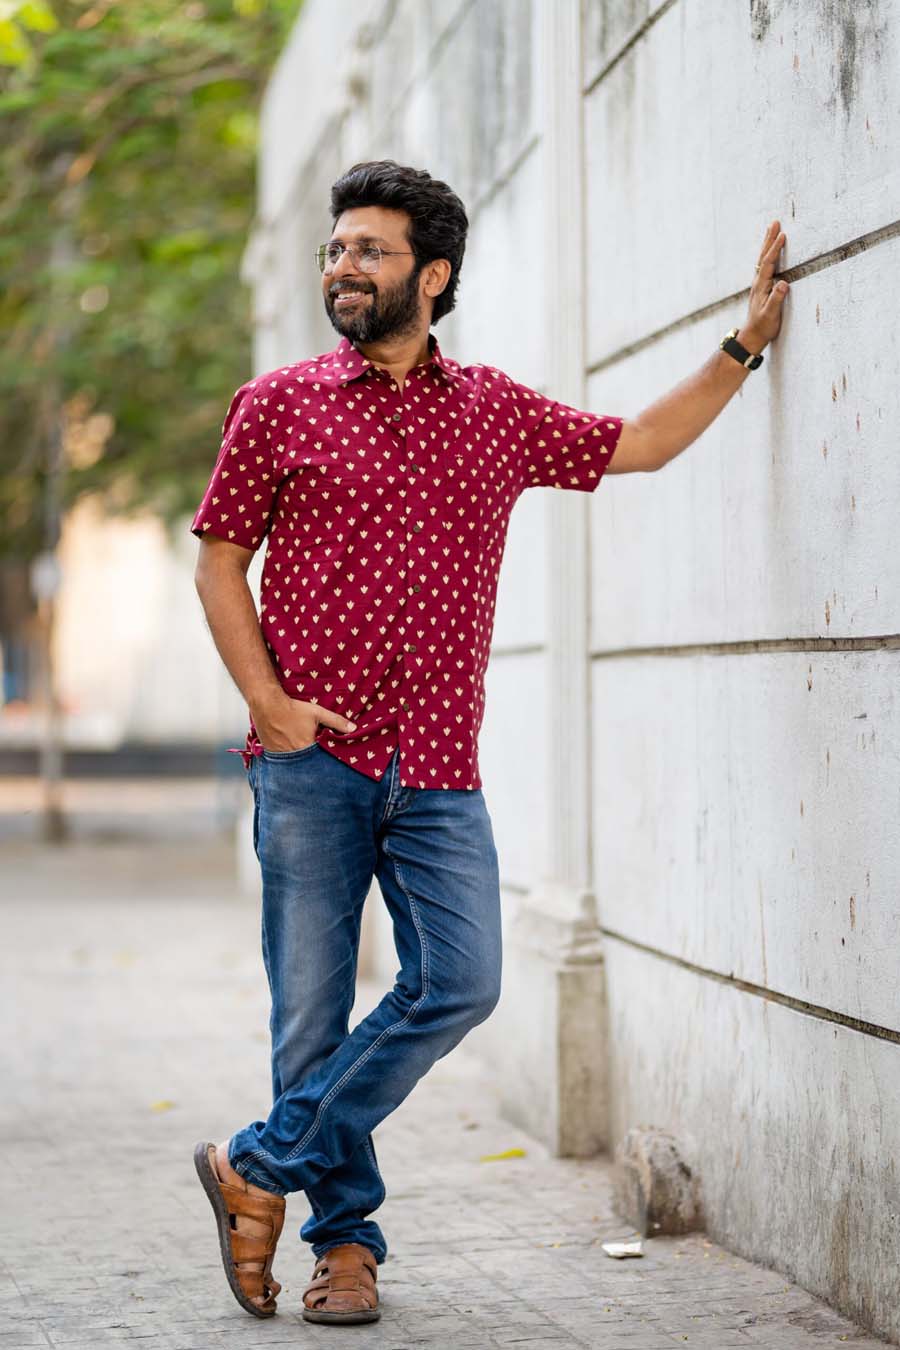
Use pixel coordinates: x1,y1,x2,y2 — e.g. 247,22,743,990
766,277,789,306
756,219,780,265
317,707,358,733
752,220,789,315
759,269,789,312
745,222,789,337
756,221,784,275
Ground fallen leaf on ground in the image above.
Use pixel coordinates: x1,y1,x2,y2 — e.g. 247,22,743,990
149,1099,176,1113
478,1147,526,1162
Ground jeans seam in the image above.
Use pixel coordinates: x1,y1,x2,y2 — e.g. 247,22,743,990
250,762,260,857
363,1135,386,1204
274,842,430,1170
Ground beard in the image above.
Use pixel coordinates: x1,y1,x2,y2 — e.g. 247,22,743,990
324,263,424,344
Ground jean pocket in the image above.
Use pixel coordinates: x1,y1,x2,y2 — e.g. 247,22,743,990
261,740,320,761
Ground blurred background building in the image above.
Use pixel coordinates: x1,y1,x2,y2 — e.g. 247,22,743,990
2,1,898,1341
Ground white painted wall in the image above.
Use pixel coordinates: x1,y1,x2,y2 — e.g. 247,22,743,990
247,0,900,1339
581,0,900,1338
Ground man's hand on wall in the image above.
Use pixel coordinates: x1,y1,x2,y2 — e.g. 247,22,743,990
623,219,793,471
740,220,790,352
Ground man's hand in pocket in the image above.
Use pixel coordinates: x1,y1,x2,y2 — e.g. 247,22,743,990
251,691,357,752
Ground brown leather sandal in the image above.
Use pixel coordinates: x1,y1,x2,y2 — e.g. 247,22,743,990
301,1242,381,1324
193,1141,286,1318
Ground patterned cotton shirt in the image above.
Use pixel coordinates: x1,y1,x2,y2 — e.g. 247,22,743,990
190,332,622,789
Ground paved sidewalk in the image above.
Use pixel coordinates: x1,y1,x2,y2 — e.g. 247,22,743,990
0,783,890,1349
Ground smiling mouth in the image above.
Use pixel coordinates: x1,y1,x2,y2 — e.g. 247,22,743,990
332,290,372,307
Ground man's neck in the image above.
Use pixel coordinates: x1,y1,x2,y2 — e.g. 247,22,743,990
355,329,432,392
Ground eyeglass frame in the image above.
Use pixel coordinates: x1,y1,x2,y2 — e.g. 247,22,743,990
315,240,417,274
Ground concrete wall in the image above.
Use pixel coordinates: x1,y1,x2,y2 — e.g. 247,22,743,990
583,2,900,1339
247,0,900,1340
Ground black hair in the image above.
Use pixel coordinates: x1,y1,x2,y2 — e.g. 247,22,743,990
329,159,468,324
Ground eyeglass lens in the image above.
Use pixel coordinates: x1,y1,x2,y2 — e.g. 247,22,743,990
317,242,381,274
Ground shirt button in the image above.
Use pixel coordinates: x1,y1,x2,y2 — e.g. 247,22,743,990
412,521,423,533
412,584,421,593
391,411,402,422
401,700,411,712
405,642,416,653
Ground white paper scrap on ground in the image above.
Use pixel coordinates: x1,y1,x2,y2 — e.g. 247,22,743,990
601,1239,644,1259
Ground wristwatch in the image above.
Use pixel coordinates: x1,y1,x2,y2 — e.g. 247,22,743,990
720,327,764,369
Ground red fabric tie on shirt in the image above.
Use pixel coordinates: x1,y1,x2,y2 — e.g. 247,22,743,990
192,333,622,790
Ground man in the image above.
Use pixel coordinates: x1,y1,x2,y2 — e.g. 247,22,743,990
191,159,789,1325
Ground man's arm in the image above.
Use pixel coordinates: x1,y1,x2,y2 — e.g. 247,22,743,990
194,535,356,750
605,220,790,475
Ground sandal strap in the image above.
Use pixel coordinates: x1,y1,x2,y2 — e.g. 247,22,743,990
315,1244,378,1276
304,1278,377,1311
221,1186,285,1256
237,1269,282,1307
303,1244,378,1311
219,1180,285,1221
230,1231,276,1263
197,1141,286,1316
217,1164,285,1291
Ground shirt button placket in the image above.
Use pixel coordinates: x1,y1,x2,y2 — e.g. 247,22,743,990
389,377,429,752
387,392,416,736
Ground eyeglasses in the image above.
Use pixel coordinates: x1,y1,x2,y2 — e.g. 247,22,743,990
315,241,416,274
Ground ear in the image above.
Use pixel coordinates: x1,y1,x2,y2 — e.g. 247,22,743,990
422,258,451,298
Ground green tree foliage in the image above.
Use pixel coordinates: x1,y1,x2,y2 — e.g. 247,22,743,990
0,0,302,560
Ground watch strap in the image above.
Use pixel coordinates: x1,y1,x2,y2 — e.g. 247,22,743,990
720,327,764,370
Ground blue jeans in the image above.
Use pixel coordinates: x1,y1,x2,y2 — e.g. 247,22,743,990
228,742,503,1265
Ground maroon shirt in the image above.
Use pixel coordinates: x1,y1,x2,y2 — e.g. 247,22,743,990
191,333,622,789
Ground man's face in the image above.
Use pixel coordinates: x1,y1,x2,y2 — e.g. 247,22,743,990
322,206,424,344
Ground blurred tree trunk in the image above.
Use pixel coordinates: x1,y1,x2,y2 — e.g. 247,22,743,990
34,167,80,844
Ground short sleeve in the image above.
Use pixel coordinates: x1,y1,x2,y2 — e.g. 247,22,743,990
514,381,623,492
190,381,283,550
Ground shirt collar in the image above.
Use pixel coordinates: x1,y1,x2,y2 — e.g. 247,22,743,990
324,332,462,387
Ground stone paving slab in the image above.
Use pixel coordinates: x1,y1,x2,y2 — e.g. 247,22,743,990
0,811,892,1349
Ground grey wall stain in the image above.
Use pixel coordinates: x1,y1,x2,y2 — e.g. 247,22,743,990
751,0,889,120
820,0,889,120
750,0,774,43
838,4,859,117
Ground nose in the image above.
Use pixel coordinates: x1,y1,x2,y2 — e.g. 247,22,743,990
330,247,364,280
